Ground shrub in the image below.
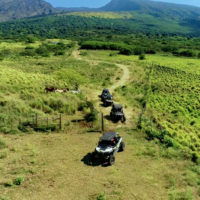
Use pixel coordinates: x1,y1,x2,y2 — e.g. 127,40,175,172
174,50,196,57
134,47,144,55
84,108,98,122
180,50,196,57
35,45,49,57
145,48,156,54
119,47,133,55
192,152,200,164
97,193,106,200
139,54,146,60
26,35,37,43
84,102,98,122
13,177,24,186
54,50,65,56
162,45,178,52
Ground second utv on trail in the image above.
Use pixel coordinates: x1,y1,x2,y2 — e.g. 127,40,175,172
92,132,125,166
100,89,113,107
110,104,126,123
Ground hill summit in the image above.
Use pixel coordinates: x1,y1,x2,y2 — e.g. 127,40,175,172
0,0,54,22
100,0,200,18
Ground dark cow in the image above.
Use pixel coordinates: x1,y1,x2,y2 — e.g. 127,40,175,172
45,86,56,93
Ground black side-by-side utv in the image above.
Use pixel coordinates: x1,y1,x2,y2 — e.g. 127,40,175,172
100,89,113,107
110,104,126,123
92,132,125,166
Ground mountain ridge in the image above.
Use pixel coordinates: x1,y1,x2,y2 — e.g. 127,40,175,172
100,0,200,19
0,0,55,22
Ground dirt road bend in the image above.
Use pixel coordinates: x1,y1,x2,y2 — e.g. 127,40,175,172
72,50,130,92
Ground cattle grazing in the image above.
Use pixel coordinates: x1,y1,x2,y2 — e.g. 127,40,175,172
45,86,56,93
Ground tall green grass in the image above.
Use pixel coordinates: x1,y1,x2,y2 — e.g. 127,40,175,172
0,41,117,133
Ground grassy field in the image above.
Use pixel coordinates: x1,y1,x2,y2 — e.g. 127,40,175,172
83,50,200,158
0,43,200,200
1,129,199,200
0,41,119,133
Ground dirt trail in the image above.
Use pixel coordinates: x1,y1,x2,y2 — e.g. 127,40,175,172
72,50,133,127
110,63,130,92
72,50,130,92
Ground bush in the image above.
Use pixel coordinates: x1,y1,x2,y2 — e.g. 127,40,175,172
26,35,37,43
84,102,98,122
134,47,144,55
35,45,49,57
174,50,196,57
145,48,156,54
192,152,200,164
13,177,24,186
162,45,178,52
54,50,65,56
119,47,133,55
139,54,146,60
84,109,98,122
180,50,196,57
97,193,106,200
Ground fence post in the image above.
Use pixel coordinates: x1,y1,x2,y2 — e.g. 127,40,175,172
59,114,62,130
35,113,38,128
47,117,48,129
101,113,104,132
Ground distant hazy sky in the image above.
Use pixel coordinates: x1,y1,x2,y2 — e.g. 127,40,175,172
45,0,200,8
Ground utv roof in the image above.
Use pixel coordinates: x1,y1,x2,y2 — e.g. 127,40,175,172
112,104,122,109
100,132,118,141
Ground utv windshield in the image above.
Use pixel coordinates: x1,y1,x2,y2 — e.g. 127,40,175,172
99,140,114,147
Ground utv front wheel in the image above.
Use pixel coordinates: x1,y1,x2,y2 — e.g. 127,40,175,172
119,142,125,152
108,155,115,166
91,151,97,162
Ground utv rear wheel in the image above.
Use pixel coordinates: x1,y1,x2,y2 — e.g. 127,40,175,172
108,155,115,166
121,116,126,123
119,142,125,152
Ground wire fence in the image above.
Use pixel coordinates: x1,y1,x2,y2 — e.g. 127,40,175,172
19,113,62,132
19,112,105,133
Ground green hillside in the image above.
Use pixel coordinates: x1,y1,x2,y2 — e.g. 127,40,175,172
0,13,198,41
